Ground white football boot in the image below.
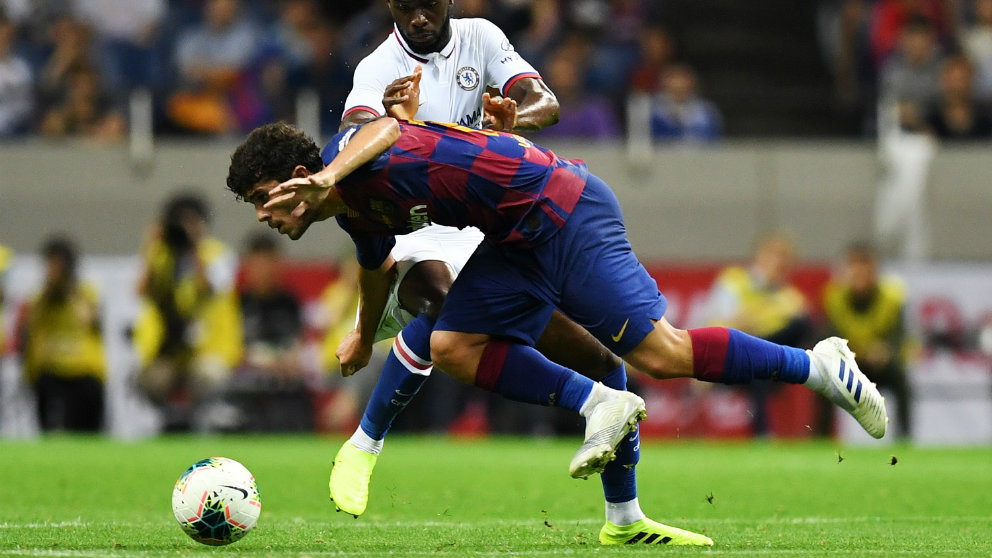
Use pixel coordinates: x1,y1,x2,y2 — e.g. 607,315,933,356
569,391,647,479
808,337,888,438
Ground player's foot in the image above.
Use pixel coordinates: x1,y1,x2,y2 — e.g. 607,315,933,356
599,518,714,546
328,441,377,517
569,391,646,479
808,337,888,438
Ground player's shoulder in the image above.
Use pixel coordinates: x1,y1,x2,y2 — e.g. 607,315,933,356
354,33,404,73
452,17,508,45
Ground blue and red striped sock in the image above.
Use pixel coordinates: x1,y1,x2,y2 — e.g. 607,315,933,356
688,327,810,384
474,340,594,411
358,314,434,441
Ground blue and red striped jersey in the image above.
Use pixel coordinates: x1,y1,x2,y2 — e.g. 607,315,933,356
323,120,589,268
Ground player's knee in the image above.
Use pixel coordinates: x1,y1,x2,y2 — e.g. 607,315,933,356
430,330,487,383
429,330,467,374
626,324,694,379
398,261,454,320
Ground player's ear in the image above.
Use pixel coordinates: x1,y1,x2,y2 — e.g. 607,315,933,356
291,165,310,179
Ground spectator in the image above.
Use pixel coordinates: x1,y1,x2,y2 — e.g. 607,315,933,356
822,242,911,438
133,193,241,431
870,0,951,67
959,0,992,102
701,232,814,436
878,16,944,131
38,62,125,140
512,0,564,70
71,0,167,95
19,236,106,432
0,242,10,354
35,15,102,115
166,0,261,134
649,63,723,143
627,24,676,94
0,11,33,136
925,54,992,139
236,233,303,382
227,232,312,431
535,45,621,141
817,0,879,130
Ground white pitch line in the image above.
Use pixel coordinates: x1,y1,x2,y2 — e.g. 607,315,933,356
2,515,990,530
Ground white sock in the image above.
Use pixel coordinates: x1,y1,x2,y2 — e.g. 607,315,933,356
606,497,646,526
349,427,384,455
579,382,610,417
803,350,827,392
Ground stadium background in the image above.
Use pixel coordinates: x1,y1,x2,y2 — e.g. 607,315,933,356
1,0,991,445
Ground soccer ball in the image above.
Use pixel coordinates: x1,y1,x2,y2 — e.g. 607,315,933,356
172,457,262,545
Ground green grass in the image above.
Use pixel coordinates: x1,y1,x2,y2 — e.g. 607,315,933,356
0,435,990,557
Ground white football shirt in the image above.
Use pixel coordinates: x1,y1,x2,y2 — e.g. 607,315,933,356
343,18,541,128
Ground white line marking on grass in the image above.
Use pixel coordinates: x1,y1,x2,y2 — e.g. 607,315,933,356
2,549,985,558
0,520,85,529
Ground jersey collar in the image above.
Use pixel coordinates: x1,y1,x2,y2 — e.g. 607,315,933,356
392,22,457,64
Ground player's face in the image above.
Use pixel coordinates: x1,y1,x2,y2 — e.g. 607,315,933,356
388,0,451,54
246,181,313,240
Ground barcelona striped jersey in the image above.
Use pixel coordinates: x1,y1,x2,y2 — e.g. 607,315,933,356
323,120,590,268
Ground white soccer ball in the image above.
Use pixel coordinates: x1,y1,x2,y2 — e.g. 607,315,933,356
172,457,262,545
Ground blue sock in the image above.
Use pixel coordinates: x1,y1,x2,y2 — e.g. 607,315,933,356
689,327,810,384
474,340,593,411
359,314,434,440
599,364,638,503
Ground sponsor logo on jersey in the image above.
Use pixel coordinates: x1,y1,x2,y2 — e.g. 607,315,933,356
456,66,481,91
409,204,431,230
458,107,482,128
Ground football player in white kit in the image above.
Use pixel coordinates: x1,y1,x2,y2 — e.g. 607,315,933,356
328,0,707,546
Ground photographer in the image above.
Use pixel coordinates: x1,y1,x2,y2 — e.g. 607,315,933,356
133,193,241,431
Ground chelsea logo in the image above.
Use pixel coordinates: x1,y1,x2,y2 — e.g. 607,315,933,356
456,66,480,91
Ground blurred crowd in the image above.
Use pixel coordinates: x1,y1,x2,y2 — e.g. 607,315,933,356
818,0,992,139
2,0,991,142
0,0,723,143
0,198,918,439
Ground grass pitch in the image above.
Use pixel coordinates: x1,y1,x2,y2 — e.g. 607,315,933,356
0,435,989,557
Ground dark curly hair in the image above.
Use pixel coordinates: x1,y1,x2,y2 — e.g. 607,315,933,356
227,123,324,200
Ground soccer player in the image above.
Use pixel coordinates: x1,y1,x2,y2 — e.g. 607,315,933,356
226,118,887,546
328,0,660,545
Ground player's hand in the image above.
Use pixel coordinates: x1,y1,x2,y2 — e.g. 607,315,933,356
384,65,422,121
336,329,374,377
265,171,336,224
482,92,517,131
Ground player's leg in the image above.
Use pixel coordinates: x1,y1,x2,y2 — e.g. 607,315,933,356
535,313,644,529
430,242,645,481
619,321,887,438
331,259,450,517
558,174,887,440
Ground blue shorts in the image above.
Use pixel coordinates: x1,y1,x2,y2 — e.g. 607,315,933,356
435,174,666,356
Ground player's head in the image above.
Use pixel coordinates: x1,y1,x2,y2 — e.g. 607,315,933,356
41,235,78,295
751,231,796,286
387,0,453,55
843,241,879,296
227,123,324,239
162,193,210,251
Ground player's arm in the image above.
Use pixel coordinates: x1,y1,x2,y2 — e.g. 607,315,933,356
339,109,378,132
501,77,560,132
337,254,397,376
266,118,402,221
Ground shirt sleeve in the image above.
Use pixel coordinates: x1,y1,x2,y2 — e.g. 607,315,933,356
335,216,396,270
476,19,542,97
342,55,389,120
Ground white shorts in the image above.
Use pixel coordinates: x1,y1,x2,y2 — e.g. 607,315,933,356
367,225,484,343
